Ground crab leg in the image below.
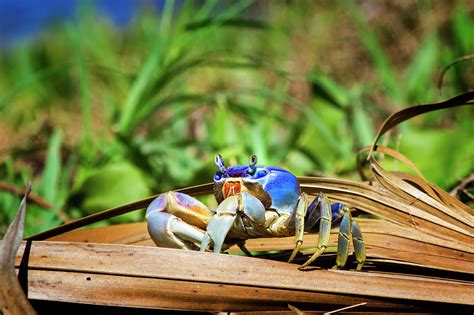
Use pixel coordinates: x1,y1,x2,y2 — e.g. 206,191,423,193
288,193,309,262
352,219,366,270
200,192,266,253
333,206,353,269
300,193,332,268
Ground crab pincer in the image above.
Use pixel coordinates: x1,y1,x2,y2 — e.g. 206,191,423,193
146,191,213,250
200,191,266,253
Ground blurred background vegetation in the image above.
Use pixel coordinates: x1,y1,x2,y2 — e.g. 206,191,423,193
0,0,472,237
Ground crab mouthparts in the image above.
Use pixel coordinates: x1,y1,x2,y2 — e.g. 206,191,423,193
223,181,241,198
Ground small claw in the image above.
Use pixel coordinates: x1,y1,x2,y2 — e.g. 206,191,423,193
200,214,236,253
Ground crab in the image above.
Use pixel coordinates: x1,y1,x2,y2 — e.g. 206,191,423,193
146,154,366,269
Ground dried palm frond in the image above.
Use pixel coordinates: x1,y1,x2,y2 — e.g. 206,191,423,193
13,241,474,312
5,92,473,312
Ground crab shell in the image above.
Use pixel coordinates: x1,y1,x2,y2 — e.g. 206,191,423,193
213,165,300,215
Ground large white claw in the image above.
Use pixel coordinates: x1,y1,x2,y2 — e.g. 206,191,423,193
200,195,240,253
200,213,237,253
199,192,266,253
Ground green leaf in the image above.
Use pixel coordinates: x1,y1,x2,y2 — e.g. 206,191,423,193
72,162,151,222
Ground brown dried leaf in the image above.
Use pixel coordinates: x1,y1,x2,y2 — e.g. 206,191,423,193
0,183,36,315
359,92,474,250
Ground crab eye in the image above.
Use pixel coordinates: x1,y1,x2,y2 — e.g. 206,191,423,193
214,171,224,181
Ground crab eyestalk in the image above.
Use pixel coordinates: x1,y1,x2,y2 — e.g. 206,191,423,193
215,153,228,174
247,154,257,175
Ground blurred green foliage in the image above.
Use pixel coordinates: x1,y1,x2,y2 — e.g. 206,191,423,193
0,1,472,236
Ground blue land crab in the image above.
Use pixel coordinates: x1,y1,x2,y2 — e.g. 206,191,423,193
146,154,365,269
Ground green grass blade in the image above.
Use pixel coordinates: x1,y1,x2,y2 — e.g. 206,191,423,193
206,0,254,23
352,99,375,148
195,0,219,20
127,54,285,134
308,72,350,108
246,93,270,163
117,2,175,136
453,2,474,53
117,43,166,135
41,131,62,204
403,34,438,103
346,1,402,104
238,88,346,156
66,22,91,143
186,18,267,31
159,0,175,38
